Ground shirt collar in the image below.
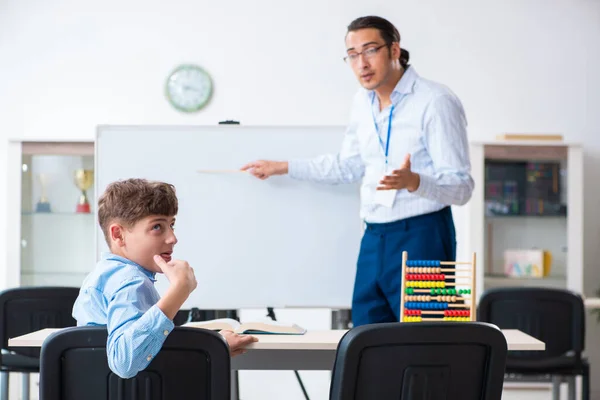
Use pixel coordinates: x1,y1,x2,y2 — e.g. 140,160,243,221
394,65,417,94
369,65,418,104
101,252,157,282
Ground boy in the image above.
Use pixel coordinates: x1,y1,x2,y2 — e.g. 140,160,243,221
72,178,257,379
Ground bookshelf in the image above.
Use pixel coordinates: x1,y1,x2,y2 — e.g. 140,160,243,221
469,140,584,299
5,140,96,289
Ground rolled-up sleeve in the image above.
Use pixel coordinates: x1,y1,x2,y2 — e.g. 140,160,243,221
413,94,474,205
106,278,174,379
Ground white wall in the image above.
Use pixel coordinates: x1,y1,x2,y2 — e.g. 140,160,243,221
2,0,600,398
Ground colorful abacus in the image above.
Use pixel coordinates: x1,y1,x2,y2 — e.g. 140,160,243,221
399,251,476,322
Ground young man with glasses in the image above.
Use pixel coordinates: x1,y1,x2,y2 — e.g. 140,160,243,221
241,16,474,327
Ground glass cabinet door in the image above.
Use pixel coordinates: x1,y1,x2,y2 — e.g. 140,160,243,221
20,142,95,287
483,145,569,289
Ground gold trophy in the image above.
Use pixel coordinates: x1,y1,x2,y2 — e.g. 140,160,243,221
74,169,94,213
35,173,51,212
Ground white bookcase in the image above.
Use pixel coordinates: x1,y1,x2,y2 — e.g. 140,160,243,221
5,139,96,290
469,140,584,299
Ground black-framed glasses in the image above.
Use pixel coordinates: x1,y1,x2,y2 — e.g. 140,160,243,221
343,44,387,64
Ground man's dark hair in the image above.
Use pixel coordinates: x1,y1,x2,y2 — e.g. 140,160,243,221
347,16,410,68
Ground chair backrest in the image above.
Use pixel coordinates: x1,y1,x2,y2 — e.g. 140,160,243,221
40,326,231,400
0,286,80,358
329,322,507,400
477,287,585,361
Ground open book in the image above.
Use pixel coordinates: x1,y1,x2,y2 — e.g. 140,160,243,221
182,318,306,335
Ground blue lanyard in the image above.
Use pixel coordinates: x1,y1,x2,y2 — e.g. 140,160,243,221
371,95,394,168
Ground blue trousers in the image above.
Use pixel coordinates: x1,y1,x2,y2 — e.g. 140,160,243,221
351,207,456,327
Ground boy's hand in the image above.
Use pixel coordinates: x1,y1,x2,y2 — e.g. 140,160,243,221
220,330,258,357
153,255,197,295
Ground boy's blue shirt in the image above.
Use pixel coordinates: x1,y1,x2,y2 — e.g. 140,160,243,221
72,252,174,379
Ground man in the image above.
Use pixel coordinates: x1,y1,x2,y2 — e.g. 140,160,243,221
241,16,474,327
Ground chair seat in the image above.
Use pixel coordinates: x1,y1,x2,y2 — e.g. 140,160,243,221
506,356,589,375
1,353,40,373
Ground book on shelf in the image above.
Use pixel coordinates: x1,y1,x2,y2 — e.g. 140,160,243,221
182,318,307,335
504,249,552,278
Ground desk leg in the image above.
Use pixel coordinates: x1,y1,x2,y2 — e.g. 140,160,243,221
231,370,239,400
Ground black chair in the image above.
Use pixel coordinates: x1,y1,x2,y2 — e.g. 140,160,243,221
329,322,508,400
477,287,589,400
0,286,80,400
39,325,231,400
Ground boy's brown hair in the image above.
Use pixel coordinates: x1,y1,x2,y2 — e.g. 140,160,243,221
98,178,178,246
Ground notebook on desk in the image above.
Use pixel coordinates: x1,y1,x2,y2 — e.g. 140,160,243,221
183,318,307,335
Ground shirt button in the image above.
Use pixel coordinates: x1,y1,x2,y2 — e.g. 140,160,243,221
163,330,169,336
147,355,152,361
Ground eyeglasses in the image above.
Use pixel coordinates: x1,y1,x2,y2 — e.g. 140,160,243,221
343,44,387,64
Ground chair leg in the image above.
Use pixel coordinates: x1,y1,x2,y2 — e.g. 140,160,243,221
231,370,239,400
566,376,575,400
21,373,30,400
582,365,590,400
551,375,561,400
0,372,8,400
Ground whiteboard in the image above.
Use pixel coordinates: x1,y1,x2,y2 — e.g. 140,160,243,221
95,125,362,309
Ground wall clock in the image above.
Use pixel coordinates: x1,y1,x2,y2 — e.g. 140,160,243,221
165,64,213,112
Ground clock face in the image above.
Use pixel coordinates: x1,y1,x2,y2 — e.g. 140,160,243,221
165,64,213,112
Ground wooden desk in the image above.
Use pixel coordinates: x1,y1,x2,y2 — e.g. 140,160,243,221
10,328,544,371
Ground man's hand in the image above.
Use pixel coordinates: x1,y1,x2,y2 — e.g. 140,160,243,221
377,154,420,192
153,255,197,296
240,160,288,180
220,330,259,357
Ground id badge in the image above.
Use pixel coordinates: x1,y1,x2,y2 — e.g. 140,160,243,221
374,164,397,208
374,187,397,208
